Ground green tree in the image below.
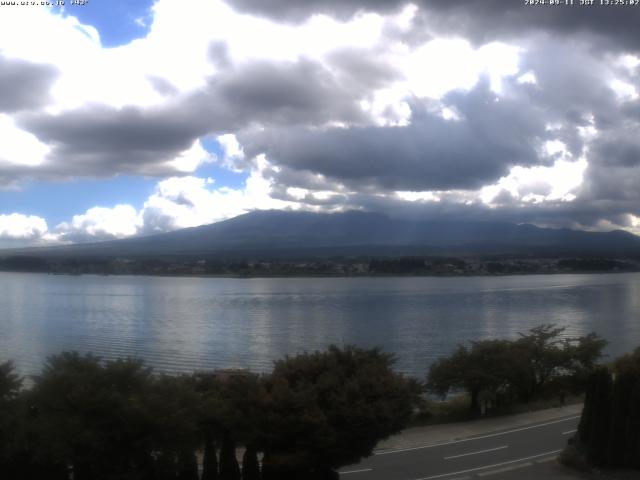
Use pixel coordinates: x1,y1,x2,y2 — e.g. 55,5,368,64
145,374,201,479
194,372,265,480
241,445,260,480
577,356,640,470
260,345,420,478
28,352,201,480
0,361,25,480
510,324,570,401
201,431,219,480
428,325,607,414
0,361,21,402
427,340,514,415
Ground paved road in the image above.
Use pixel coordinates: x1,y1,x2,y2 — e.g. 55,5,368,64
339,413,580,480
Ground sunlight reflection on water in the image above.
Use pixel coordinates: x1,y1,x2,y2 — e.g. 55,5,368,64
1,272,639,378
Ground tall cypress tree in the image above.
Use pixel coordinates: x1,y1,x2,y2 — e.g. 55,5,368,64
608,372,634,466
241,445,260,480
578,369,597,443
202,432,219,480
628,379,640,469
586,367,612,467
177,450,199,480
219,435,241,480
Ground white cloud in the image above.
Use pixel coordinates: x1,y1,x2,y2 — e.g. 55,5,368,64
164,139,215,173
610,79,638,101
517,71,537,85
401,39,520,99
141,155,296,233
56,204,141,241
0,114,50,167
0,213,49,240
395,191,440,202
480,157,588,205
216,133,246,170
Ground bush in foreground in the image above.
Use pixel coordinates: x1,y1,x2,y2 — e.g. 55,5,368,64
0,346,419,480
574,347,640,471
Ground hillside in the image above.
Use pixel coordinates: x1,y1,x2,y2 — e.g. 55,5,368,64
2,210,640,261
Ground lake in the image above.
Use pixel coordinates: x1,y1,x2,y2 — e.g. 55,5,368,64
1,271,639,378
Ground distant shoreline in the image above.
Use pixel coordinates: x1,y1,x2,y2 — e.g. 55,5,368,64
1,253,639,279
1,268,639,280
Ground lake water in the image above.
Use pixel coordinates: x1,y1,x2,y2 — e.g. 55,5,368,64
1,272,639,379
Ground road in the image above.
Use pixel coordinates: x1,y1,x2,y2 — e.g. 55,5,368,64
339,413,580,480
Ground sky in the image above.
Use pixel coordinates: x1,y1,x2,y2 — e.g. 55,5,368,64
1,0,640,247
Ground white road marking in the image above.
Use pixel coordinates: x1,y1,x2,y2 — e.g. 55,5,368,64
410,449,562,480
536,456,558,464
376,416,579,456
562,429,577,435
477,462,533,477
341,468,373,475
444,445,508,460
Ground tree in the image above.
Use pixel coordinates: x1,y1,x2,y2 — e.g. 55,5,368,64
28,352,201,480
260,345,420,478
612,347,640,469
427,340,514,415
194,372,265,480
578,367,612,467
577,347,640,470
0,361,21,402
145,374,201,479
510,324,570,401
201,431,219,480
219,434,241,480
0,361,24,480
177,449,199,480
427,325,607,414
241,445,260,480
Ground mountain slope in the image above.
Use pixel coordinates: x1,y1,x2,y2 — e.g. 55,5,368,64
3,210,640,259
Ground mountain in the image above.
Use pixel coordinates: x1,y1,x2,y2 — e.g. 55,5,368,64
3,210,640,259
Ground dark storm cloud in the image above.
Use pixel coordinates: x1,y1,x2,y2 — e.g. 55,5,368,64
419,1,640,52
224,0,640,51
210,59,366,127
0,56,58,112
224,0,407,22
517,37,618,120
15,58,368,180
595,135,640,168
239,82,549,191
18,104,207,177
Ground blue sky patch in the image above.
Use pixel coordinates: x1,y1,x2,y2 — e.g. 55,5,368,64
65,0,155,47
0,176,155,226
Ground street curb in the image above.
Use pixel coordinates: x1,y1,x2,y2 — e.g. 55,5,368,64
375,404,583,453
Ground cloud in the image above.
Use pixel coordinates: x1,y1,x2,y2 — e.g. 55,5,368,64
0,1,539,189
224,0,407,22
50,157,297,242
0,55,58,113
16,106,213,180
12,54,374,183
0,114,50,169
417,1,640,52
2,0,640,242
225,0,640,52
55,205,141,243
139,157,296,234
0,213,49,241
238,81,549,191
